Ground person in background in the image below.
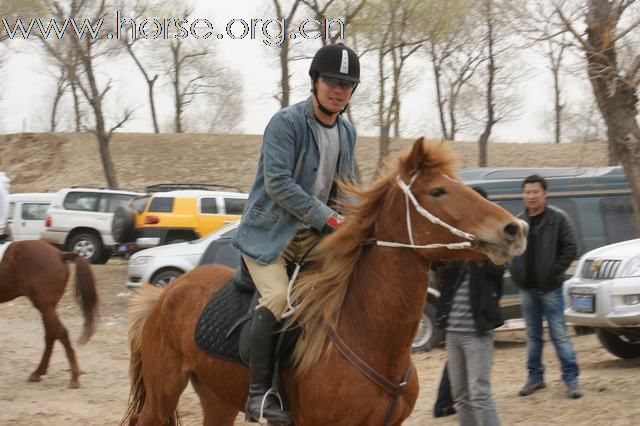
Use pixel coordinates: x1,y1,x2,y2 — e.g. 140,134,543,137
509,174,582,399
433,361,456,418
435,186,504,426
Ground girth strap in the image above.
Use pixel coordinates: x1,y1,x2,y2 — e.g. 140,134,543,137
327,327,414,425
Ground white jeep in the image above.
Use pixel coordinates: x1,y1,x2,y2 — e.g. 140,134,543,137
564,238,640,358
41,187,143,263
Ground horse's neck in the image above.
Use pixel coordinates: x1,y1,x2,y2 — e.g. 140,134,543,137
338,246,430,362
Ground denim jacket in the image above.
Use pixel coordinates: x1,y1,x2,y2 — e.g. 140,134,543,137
232,97,357,265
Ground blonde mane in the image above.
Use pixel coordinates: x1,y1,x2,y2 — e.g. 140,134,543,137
289,140,457,374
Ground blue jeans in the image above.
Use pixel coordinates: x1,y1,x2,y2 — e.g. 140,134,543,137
521,288,579,384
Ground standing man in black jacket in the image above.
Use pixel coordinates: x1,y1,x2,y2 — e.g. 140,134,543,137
509,174,582,399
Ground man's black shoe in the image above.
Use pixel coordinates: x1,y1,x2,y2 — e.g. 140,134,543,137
434,405,457,418
519,381,546,396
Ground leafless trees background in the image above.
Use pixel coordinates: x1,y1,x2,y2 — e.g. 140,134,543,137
1,0,640,214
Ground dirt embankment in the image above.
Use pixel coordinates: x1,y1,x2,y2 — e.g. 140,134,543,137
0,132,609,193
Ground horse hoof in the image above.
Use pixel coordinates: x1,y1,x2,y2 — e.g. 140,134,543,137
28,374,41,382
69,380,80,389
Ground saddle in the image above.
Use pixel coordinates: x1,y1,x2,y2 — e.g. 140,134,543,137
194,259,301,367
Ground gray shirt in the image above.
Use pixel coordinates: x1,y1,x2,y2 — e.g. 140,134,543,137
446,272,476,333
311,121,340,204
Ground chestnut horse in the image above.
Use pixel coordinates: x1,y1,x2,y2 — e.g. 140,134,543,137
0,240,98,388
122,138,528,425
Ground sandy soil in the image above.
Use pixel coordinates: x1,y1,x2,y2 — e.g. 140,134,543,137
2,261,640,425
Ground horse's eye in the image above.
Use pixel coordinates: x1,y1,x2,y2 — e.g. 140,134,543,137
430,187,446,197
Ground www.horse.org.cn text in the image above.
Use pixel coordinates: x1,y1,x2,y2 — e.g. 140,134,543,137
1,11,347,47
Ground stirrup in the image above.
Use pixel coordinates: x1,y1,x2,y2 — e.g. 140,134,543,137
245,388,285,424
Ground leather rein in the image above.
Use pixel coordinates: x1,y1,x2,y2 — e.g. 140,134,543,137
327,327,414,426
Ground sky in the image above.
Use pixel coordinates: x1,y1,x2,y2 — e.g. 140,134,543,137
0,0,578,143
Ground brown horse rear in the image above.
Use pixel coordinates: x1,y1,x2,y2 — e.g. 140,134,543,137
0,240,99,387
122,264,236,426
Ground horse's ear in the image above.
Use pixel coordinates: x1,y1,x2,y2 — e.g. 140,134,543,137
402,137,426,175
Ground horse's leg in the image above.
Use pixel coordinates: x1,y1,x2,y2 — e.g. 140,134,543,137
191,375,239,426
135,350,190,426
28,309,56,383
30,307,81,388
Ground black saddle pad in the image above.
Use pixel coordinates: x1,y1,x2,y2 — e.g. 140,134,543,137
195,278,254,364
194,271,302,368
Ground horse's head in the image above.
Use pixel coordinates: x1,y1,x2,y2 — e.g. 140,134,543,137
377,137,527,265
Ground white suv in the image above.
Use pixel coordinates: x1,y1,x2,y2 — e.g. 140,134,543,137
42,187,143,263
564,238,640,358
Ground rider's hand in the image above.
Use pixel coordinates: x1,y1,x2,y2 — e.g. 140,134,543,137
322,213,344,235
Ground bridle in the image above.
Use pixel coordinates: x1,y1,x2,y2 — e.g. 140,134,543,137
376,173,477,251
330,172,480,425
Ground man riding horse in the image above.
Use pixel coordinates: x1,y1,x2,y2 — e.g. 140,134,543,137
232,43,360,425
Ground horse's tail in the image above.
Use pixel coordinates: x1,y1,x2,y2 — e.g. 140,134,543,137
121,283,166,426
62,252,99,345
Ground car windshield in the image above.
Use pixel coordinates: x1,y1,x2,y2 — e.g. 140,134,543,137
189,222,238,244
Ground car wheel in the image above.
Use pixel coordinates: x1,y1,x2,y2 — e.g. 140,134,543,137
112,206,137,243
69,233,104,264
151,269,184,287
412,301,444,353
596,328,640,359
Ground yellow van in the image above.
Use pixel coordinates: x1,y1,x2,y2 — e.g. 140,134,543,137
112,189,248,249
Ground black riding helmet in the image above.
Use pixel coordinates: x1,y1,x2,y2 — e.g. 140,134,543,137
309,43,360,115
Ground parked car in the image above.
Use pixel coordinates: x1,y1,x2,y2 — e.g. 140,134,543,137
0,171,10,239
5,193,55,240
112,189,248,250
42,187,143,263
126,222,239,287
563,238,640,359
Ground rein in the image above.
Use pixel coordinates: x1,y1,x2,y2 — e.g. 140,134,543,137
376,173,477,250
327,327,414,426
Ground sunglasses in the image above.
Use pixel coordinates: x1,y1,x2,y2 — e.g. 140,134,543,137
320,76,357,89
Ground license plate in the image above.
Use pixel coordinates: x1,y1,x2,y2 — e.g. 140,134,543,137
570,295,594,313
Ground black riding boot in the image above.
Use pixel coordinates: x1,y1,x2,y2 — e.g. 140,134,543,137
245,307,292,426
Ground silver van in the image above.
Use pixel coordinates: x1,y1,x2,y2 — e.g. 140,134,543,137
6,193,56,241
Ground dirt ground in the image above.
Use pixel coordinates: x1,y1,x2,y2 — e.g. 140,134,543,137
2,261,640,425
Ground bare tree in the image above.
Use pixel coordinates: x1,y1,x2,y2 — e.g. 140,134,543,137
39,36,84,132
469,0,523,166
300,0,367,44
355,0,427,166
43,0,132,188
166,36,210,133
117,1,161,133
272,0,303,108
425,1,486,140
181,58,244,134
553,0,640,226
508,1,579,144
